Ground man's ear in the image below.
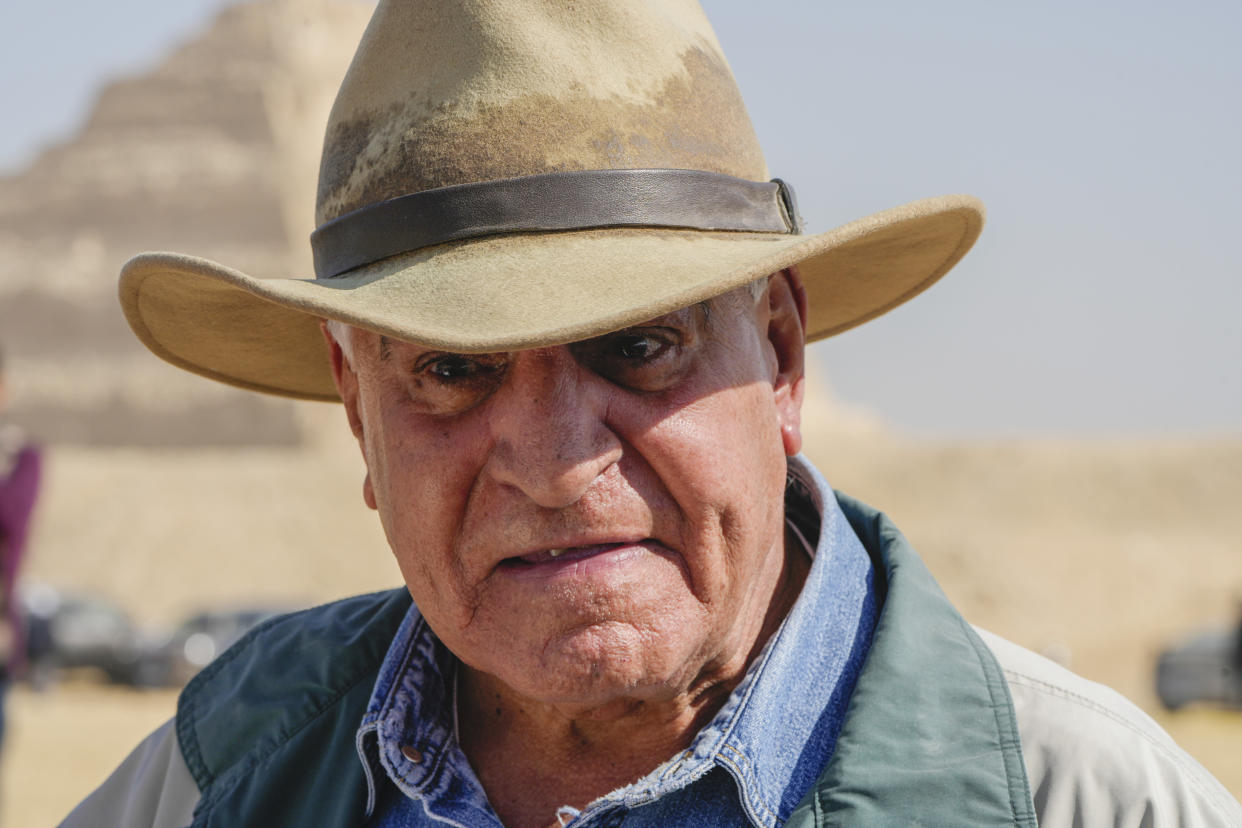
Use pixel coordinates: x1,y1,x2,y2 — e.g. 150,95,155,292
766,267,808,457
320,321,377,510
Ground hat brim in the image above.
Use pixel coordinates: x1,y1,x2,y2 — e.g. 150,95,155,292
119,194,983,401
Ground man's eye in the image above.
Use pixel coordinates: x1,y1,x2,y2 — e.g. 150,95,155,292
571,328,687,392
415,352,507,383
612,334,664,361
403,352,508,415
426,355,487,380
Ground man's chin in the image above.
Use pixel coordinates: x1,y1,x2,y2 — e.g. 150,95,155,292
487,634,695,713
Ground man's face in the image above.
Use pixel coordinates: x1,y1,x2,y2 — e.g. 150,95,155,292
326,273,806,710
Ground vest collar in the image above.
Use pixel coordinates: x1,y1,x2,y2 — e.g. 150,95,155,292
785,492,1037,827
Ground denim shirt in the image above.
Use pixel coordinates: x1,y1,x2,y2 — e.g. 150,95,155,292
356,456,878,827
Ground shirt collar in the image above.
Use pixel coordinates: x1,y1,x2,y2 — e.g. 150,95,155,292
356,455,877,827
609,456,878,825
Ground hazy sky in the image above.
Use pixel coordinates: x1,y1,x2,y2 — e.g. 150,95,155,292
2,0,1239,435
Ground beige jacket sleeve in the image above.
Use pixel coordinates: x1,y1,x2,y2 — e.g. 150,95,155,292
59,719,201,828
979,628,1242,827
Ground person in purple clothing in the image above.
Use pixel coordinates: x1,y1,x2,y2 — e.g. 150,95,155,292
0,344,42,750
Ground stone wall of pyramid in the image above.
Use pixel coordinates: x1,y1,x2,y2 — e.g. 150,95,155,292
0,0,371,445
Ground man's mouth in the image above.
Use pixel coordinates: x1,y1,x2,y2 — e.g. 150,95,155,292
492,538,677,584
496,541,670,573
507,541,642,567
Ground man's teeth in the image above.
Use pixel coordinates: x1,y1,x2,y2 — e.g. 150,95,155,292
548,548,566,558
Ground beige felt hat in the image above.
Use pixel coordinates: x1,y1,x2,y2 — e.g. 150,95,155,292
119,0,983,402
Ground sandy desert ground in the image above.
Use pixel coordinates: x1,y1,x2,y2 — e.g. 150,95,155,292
8,396,1242,825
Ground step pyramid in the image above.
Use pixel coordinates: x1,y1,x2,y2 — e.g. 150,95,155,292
0,0,371,445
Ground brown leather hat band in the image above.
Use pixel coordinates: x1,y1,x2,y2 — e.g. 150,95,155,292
311,169,803,279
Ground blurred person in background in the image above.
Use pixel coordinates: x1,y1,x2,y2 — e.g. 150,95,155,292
0,344,42,754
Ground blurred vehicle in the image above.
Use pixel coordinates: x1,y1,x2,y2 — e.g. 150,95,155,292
1155,623,1242,711
19,582,156,687
133,606,289,687
19,584,293,689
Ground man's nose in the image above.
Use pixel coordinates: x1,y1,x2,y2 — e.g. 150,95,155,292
484,348,622,509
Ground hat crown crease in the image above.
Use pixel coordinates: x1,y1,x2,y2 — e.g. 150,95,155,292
315,0,768,226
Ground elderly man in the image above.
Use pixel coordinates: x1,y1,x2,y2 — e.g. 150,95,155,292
66,0,1241,826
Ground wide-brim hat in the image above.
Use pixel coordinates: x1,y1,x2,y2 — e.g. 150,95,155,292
119,0,983,402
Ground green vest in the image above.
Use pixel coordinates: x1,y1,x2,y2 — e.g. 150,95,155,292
176,495,1036,826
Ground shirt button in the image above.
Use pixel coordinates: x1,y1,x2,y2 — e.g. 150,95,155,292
400,744,424,763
